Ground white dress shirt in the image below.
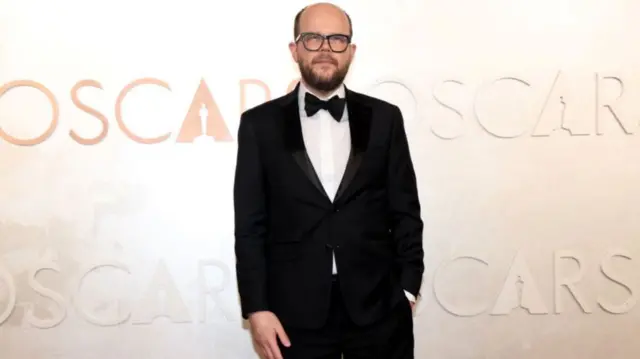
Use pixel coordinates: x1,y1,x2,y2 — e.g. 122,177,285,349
297,82,416,304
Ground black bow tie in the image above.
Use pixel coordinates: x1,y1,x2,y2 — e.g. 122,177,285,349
304,92,346,121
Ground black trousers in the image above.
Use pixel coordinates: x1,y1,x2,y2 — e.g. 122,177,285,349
278,276,414,359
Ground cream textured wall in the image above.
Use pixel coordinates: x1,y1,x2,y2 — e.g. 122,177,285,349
1,0,640,358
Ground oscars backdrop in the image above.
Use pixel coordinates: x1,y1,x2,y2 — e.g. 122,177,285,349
2,0,640,358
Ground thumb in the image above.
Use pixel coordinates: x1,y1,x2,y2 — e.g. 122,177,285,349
275,323,291,347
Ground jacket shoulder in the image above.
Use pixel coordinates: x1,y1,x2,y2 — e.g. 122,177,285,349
348,89,400,113
348,89,403,129
240,92,292,122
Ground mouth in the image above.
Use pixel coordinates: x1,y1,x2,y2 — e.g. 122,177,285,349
313,58,337,66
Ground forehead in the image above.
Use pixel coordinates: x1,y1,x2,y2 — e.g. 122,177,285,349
299,9,350,35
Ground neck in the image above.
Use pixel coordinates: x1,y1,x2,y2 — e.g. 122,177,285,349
301,79,341,99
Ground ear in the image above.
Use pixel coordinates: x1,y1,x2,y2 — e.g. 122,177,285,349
288,42,298,62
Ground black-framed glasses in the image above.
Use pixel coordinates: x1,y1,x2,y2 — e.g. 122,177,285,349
295,32,351,53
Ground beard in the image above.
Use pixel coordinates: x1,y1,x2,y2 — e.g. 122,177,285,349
298,57,350,93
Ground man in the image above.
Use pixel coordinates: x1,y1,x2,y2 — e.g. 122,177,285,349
233,3,424,358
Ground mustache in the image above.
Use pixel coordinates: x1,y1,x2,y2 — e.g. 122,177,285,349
312,56,338,65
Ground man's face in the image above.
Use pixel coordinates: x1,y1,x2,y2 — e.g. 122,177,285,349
289,6,356,93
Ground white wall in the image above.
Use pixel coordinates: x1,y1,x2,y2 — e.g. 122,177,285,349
1,0,640,357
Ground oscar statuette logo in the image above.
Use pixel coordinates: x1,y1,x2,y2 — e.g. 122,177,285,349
175,79,233,143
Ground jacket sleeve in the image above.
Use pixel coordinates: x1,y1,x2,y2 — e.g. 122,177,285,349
387,105,425,298
233,113,269,318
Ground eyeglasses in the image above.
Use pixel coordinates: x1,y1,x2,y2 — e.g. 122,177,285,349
295,32,351,53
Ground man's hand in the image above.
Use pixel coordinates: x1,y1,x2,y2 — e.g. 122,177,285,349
249,311,291,359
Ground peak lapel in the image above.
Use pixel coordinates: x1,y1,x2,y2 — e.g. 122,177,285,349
281,84,330,202
334,88,372,202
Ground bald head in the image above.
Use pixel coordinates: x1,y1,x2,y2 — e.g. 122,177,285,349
294,3,353,39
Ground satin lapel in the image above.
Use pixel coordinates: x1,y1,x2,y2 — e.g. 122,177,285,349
334,88,372,202
281,84,329,201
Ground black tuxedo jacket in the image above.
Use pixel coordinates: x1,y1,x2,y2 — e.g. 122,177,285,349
233,84,424,329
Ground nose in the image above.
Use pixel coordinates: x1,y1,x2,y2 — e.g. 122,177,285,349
320,38,332,52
